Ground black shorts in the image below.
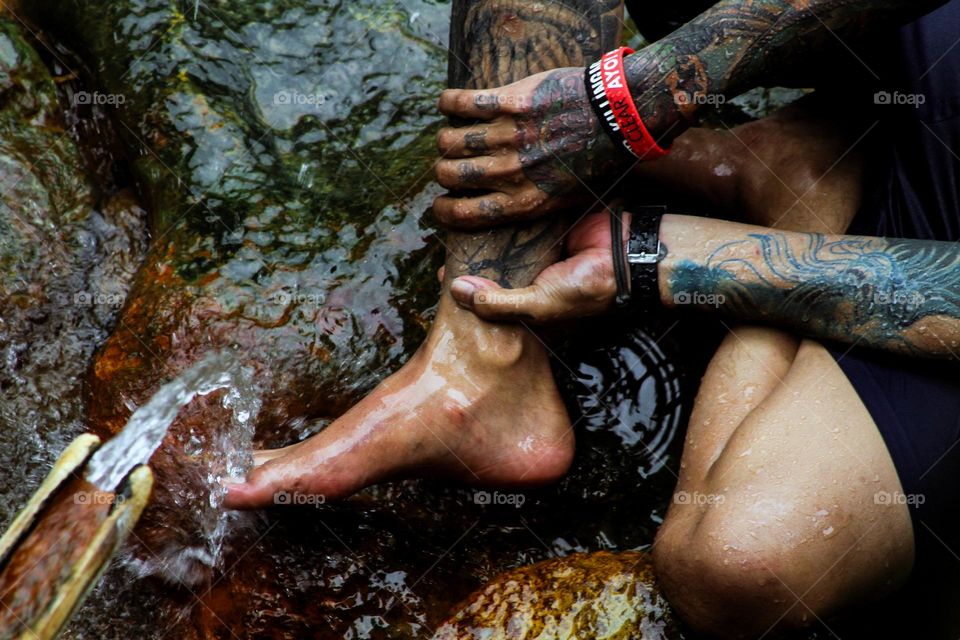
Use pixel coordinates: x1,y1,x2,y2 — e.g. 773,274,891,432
830,0,960,561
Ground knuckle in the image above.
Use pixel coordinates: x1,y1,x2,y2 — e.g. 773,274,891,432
432,197,452,223
457,92,477,113
434,161,456,186
436,128,457,152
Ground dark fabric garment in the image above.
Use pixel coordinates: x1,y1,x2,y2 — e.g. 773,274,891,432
830,0,960,563
623,0,716,41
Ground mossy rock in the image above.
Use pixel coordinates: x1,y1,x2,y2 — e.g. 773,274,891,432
0,14,145,528
434,551,677,640
16,0,449,586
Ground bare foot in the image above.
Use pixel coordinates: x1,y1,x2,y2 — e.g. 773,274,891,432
224,295,573,508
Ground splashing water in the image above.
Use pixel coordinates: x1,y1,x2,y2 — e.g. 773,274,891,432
86,352,241,490
84,351,261,584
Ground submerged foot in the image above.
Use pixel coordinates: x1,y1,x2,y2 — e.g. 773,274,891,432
224,299,573,508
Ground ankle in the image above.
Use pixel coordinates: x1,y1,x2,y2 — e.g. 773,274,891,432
425,295,547,370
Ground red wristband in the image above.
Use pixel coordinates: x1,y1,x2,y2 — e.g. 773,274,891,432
585,47,669,161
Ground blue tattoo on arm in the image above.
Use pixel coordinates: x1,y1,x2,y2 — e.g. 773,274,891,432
667,233,960,357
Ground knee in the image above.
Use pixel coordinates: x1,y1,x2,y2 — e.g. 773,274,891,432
653,510,808,639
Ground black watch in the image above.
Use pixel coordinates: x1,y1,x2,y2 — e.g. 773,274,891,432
610,205,666,309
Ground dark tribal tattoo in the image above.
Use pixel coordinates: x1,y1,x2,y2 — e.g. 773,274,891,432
623,0,946,147
463,131,489,154
666,232,960,357
457,161,486,185
515,68,622,198
444,0,622,288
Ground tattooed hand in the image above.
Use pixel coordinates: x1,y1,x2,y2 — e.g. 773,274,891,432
434,67,626,229
448,208,626,322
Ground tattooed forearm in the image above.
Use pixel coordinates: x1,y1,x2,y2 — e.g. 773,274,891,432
661,219,960,357
626,0,948,146
444,0,622,287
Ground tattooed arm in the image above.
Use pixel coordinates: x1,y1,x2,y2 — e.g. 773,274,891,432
442,0,623,289
435,0,946,227
450,213,960,358
657,216,960,357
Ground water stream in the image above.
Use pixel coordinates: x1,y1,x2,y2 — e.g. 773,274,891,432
86,352,253,492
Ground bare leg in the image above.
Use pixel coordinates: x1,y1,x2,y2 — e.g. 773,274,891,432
225,0,623,508
647,98,913,636
654,338,914,637
636,97,866,234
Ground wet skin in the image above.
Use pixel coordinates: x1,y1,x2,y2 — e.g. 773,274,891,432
225,291,574,506
229,0,952,512
225,0,625,508
445,101,924,636
226,0,950,633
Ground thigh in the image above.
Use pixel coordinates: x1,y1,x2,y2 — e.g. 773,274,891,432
674,325,800,491
705,340,914,612
656,339,914,633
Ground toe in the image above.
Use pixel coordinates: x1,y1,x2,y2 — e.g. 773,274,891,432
222,461,284,509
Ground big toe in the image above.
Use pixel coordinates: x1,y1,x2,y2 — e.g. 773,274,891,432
222,464,282,510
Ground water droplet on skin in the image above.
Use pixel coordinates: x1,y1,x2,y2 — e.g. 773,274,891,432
713,163,734,177
814,509,829,517
822,526,836,537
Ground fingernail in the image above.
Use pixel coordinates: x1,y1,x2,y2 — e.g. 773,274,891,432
450,278,476,308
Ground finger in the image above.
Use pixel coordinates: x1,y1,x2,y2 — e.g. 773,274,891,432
436,123,515,158
433,191,520,229
438,88,511,120
434,155,522,191
437,265,445,283
449,276,566,323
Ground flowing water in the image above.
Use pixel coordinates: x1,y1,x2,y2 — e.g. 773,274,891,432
86,351,262,585
86,352,255,493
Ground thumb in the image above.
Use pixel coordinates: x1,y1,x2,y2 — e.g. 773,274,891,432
449,276,563,322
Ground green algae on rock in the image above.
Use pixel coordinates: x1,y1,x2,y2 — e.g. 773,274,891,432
433,551,676,640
